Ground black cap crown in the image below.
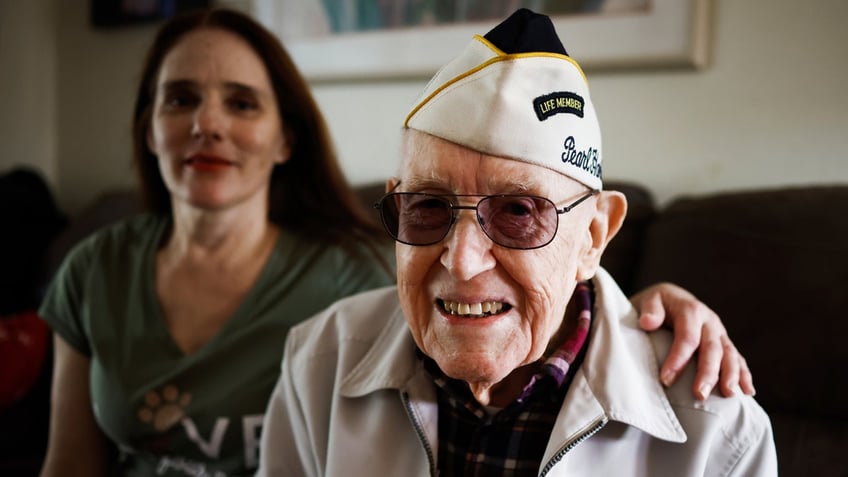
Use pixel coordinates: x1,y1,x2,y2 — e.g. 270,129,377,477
483,8,568,56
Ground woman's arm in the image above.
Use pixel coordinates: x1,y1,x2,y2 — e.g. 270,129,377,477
39,335,113,477
633,283,755,400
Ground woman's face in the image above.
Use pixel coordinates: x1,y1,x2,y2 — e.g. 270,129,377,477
147,27,289,212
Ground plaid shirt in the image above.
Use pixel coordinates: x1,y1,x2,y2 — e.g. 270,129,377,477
421,282,593,477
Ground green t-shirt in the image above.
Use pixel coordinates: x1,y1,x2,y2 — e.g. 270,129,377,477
40,215,394,476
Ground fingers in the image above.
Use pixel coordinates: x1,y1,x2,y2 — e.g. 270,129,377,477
631,282,757,400
715,335,740,397
692,325,722,400
660,321,700,388
636,289,666,332
715,338,756,397
692,325,758,399
738,355,756,396
657,298,706,388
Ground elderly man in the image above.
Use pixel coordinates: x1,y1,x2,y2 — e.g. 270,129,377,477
259,9,776,476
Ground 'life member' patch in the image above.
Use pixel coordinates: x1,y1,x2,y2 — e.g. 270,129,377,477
533,92,585,121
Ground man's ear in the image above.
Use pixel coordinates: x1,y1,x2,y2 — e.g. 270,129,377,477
577,190,627,281
386,177,400,193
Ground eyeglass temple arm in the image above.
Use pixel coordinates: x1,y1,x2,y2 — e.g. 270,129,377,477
373,181,403,209
557,189,600,213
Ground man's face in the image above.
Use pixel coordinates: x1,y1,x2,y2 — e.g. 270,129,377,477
393,131,604,404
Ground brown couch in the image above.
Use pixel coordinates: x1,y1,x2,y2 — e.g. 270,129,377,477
3,179,846,476
627,184,848,476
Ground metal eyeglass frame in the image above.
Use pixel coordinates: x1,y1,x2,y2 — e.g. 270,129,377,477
373,182,599,250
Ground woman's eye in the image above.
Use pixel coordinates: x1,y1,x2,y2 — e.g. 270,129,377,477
229,97,259,112
163,91,197,109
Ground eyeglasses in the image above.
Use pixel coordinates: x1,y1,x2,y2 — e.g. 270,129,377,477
374,185,599,250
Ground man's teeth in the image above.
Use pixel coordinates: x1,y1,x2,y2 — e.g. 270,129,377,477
442,300,504,317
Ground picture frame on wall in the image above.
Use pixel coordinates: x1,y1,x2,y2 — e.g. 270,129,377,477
257,0,712,82
91,0,211,28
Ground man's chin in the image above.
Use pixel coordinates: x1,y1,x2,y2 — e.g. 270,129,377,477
435,352,517,387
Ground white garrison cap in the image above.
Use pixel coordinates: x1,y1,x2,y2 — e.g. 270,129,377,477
405,9,603,190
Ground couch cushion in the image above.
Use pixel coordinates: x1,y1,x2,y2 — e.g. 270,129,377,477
633,185,848,420
770,413,848,476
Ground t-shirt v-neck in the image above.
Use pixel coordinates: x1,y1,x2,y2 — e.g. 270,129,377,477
142,219,289,361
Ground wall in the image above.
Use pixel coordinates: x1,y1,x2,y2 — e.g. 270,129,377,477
2,0,846,215
51,0,156,213
0,0,56,182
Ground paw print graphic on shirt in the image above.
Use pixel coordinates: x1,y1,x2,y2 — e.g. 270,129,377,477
137,384,192,432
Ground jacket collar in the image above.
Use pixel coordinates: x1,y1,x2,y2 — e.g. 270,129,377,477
339,301,420,397
548,268,687,447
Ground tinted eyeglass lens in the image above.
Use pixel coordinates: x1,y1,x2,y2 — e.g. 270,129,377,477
478,196,558,248
380,193,560,249
386,193,453,245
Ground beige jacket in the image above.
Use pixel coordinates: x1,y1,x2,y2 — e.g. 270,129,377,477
259,268,777,476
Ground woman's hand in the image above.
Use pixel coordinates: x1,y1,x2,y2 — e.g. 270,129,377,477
632,282,755,400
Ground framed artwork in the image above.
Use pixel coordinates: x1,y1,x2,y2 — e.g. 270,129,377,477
91,0,210,28
257,0,712,81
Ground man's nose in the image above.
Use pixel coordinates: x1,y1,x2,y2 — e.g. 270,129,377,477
439,211,497,281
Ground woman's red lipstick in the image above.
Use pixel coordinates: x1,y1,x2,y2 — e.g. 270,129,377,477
185,155,233,172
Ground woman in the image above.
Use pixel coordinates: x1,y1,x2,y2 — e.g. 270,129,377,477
38,8,751,477
39,9,394,477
